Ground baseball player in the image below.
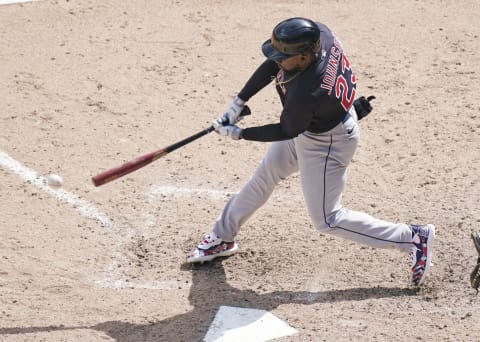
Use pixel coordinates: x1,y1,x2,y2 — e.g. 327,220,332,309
187,17,435,286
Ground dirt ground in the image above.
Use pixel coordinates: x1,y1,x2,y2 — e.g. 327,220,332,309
1,0,480,341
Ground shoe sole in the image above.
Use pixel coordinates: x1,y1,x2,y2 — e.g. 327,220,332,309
186,243,239,263
416,224,435,286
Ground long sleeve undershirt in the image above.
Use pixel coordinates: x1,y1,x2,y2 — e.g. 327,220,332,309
236,60,294,141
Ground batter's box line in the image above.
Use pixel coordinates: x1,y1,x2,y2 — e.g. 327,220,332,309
148,184,303,201
0,0,43,5
0,150,176,291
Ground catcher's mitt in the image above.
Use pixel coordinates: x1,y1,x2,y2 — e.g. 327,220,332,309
471,231,480,293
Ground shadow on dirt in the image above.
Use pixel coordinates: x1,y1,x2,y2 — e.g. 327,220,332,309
0,259,418,341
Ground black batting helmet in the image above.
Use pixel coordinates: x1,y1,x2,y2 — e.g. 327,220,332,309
262,17,320,61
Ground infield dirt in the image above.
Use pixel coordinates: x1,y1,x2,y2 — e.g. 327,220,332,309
1,1,480,341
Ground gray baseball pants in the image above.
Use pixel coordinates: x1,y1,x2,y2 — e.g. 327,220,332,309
212,108,413,253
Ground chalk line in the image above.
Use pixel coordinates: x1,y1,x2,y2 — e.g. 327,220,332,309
0,150,177,291
1,150,299,292
149,184,303,201
149,184,235,199
0,150,114,228
0,0,43,5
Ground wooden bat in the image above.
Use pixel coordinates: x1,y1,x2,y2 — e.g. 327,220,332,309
91,106,250,187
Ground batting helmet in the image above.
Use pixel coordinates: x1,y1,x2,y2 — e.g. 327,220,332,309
262,17,320,61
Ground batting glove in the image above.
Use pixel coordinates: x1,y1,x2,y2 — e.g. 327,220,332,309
216,125,243,140
212,95,246,129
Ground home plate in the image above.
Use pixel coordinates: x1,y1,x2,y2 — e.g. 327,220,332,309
204,306,298,342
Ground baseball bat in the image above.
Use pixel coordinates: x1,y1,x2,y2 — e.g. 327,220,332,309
91,106,251,187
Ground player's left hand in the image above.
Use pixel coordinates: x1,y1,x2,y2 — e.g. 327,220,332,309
212,95,246,129
216,125,243,140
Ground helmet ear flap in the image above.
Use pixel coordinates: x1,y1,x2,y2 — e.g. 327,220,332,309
302,39,321,56
312,39,321,54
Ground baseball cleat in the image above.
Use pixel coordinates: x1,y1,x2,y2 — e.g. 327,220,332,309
186,232,238,263
410,224,435,286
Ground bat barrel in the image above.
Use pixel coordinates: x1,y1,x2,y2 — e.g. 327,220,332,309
91,150,164,186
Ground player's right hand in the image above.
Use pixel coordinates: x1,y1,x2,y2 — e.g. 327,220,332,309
216,125,243,140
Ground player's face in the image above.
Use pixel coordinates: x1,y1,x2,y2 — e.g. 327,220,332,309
276,54,311,72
